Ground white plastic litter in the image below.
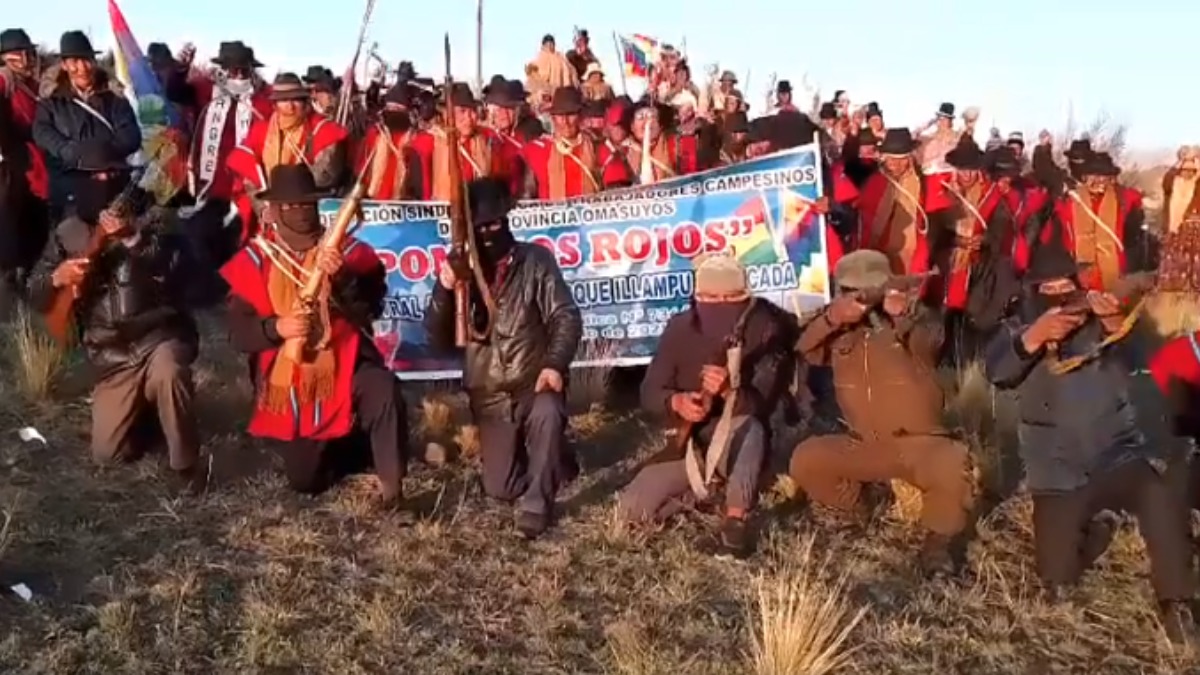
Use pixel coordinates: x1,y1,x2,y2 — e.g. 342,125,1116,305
17,427,46,445
10,584,32,602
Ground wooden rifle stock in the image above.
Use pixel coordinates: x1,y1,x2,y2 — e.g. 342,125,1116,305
43,176,143,347
279,180,369,363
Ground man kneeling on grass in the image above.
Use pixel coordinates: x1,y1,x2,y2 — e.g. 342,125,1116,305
787,250,973,578
618,252,792,558
424,177,582,540
984,237,1199,646
30,152,204,495
221,165,410,511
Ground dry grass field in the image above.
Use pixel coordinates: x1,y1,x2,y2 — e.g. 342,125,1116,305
1,309,1199,675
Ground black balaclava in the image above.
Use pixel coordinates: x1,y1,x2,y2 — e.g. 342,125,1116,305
72,172,130,224
474,216,516,274
275,202,322,251
694,298,750,341
382,109,412,132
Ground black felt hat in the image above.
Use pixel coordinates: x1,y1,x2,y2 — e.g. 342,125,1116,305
384,83,413,107
937,102,955,119
1079,151,1120,177
146,42,174,67
878,128,916,156
1025,235,1078,284
776,80,792,94
303,65,340,92
723,111,749,134
59,30,99,59
818,102,837,120
0,29,34,55
467,176,515,227
581,98,606,119
448,82,478,108
987,147,1022,178
211,41,263,69
945,136,985,170
259,165,332,203
482,74,507,97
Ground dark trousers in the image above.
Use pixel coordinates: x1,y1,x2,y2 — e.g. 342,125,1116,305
277,361,408,497
179,198,243,306
1032,459,1195,601
476,392,568,515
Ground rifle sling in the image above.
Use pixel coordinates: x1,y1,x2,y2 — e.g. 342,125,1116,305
682,299,759,501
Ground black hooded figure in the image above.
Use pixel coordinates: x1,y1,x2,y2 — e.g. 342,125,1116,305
423,177,583,540
984,233,1200,646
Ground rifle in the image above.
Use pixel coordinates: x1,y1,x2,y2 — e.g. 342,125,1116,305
443,33,496,347
645,299,757,467
278,174,370,364
43,169,146,347
849,269,940,309
1045,271,1157,376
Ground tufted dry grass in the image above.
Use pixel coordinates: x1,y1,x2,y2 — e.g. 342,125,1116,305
0,312,1198,674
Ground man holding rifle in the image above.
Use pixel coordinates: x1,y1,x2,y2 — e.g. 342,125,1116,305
618,252,793,558
221,164,409,509
424,177,582,539
788,250,972,578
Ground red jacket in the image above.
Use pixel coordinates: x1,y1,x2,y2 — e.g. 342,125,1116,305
0,69,48,199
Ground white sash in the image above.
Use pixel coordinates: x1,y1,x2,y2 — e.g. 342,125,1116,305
193,89,255,202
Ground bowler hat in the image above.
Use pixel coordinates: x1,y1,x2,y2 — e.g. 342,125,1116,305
987,147,1022,178
258,165,331,203
269,73,310,101
818,102,837,120
59,30,99,60
878,128,916,156
0,29,35,55
945,137,985,170
467,176,515,227
547,86,584,115
1065,138,1092,162
484,78,521,108
210,41,263,69
936,102,955,118
1025,236,1078,285
865,102,883,118
719,70,738,83
776,80,792,94
581,98,606,119
482,74,507,97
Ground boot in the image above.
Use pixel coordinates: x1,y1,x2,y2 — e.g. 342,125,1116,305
170,464,209,497
1081,510,1118,570
918,532,956,580
516,510,550,540
717,516,753,559
1158,600,1199,648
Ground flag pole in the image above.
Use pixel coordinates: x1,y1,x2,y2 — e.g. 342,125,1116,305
611,32,628,95
474,0,483,95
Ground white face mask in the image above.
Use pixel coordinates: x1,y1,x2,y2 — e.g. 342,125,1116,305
225,77,253,97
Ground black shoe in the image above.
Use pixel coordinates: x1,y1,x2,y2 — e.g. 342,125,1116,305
1159,600,1199,647
918,532,955,580
170,464,209,497
718,516,752,559
516,510,550,540
1081,510,1118,570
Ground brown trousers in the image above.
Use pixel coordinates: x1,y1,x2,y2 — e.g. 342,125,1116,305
91,339,199,471
789,433,972,535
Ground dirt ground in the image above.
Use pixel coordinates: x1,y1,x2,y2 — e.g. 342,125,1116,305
1,313,1199,675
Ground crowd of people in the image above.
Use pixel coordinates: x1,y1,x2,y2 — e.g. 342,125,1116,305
5,25,1200,646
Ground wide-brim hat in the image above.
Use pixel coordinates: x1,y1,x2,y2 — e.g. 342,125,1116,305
945,138,985,170
447,82,478,109
878,128,915,156
583,62,604,79
1079,151,1120,177
59,30,99,59
547,86,584,115
581,98,606,119
1024,236,1078,284
719,70,738,83
259,165,332,203
467,176,514,226
1064,138,1092,162
481,74,507,96
484,79,521,108
211,41,263,69
0,29,35,55
303,65,340,91
384,83,413,107
269,73,310,101
986,147,1022,178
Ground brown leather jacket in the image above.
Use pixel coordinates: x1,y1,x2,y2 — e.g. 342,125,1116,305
796,307,945,440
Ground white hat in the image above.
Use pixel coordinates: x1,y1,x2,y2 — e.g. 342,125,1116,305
583,62,603,79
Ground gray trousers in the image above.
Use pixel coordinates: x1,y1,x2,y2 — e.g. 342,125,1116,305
477,392,567,515
618,416,766,522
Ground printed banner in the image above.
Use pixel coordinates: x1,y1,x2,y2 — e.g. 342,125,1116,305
319,145,831,380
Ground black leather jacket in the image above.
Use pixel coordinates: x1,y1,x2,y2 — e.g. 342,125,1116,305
424,243,582,418
31,210,197,376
